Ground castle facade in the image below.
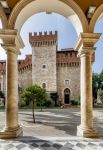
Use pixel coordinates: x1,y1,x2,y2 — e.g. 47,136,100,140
0,31,80,104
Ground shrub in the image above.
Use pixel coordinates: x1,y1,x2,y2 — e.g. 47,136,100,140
71,100,79,105
44,100,52,107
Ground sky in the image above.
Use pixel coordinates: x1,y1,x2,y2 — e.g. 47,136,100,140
0,12,103,73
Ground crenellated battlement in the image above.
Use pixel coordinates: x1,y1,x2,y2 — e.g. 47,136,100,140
29,31,57,36
29,31,57,47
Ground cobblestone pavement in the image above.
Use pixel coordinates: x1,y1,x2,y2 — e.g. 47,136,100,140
0,108,103,149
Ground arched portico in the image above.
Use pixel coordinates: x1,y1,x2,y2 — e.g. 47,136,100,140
7,0,88,35
0,0,101,139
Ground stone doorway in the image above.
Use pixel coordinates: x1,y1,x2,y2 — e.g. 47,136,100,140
64,88,70,104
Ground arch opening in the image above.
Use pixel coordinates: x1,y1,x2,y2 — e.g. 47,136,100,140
17,12,80,106
89,4,103,32
93,18,103,73
0,19,6,60
19,12,78,59
0,19,6,97
11,0,87,35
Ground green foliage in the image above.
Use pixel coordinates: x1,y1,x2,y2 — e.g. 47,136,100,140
0,91,5,106
71,100,79,105
21,84,47,122
99,70,103,89
92,73,99,100
44,100,52,107
98,90,103,103
0,91,5,98
21,84,47,103
50,92,58,106
92,70,103,101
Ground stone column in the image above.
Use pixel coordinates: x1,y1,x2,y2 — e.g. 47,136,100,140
75,33,101,138
0,29,24,138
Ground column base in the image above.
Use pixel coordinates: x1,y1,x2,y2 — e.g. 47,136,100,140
0,125,23,139
77,125,99,138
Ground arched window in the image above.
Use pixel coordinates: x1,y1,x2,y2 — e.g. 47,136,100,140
42,83,46,89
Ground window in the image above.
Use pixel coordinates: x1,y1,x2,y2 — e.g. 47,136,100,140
42,83,46,89
42,64,47,69
70,52,72,57
65,80,69,86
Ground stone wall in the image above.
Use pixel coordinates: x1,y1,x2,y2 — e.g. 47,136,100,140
18,55,32,90
57,64,80,104
30,31,57,92
32,45,57,92
0,31,81,105
18,69,32,90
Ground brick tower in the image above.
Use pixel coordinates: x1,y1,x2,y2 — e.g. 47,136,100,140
29,31,57,92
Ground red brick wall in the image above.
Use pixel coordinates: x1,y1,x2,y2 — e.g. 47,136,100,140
29,31,57,47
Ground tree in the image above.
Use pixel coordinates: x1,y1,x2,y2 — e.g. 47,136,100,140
92,70,103,104
98,90,103,103
99,70,103,89
0,91,5,105
21,84,47,123
36,87,47,111
0,90,5,99
50,92,58,106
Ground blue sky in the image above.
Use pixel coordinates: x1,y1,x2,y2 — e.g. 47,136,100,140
0,12,103,73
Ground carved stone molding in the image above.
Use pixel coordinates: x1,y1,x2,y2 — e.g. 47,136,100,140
75,33,101,56
0,29,24,54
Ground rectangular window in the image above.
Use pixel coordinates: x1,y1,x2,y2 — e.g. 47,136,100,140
42,64,47,69
65,80,69,86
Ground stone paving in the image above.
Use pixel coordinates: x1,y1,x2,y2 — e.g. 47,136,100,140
0,108,103,149
1,136,103,150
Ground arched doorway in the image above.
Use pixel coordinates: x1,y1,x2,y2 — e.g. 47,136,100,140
64,88,70,104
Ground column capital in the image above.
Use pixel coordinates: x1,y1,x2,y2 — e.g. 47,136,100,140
0,29,24,54
75,33,101,57
1,44,21,55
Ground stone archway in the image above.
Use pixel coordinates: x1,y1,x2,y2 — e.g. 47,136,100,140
0,5,7,28
7,0,88,34
64,88,70,104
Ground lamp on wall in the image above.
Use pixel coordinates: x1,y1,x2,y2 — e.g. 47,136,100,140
87,5,96,20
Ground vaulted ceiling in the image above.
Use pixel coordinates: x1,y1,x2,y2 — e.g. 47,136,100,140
7,0,103,13
0,0,103,23
74,0,103,13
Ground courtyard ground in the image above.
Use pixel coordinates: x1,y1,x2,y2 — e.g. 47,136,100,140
0,108,103,149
